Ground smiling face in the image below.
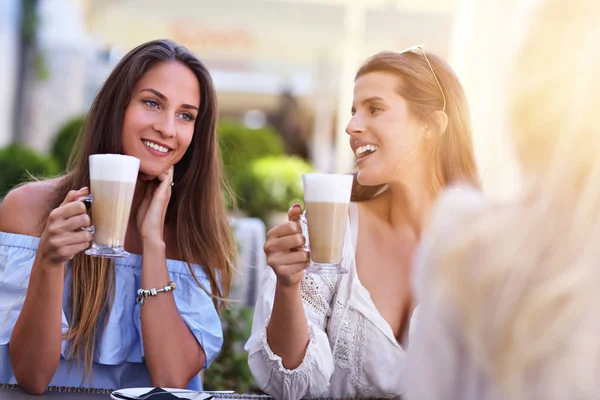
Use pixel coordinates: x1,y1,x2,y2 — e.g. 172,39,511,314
121,61,200,178
347,71,428,187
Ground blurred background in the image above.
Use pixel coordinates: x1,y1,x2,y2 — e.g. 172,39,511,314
0,0,520,392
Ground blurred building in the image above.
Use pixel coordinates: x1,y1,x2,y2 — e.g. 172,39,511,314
82,0,459,173
0,0,20,149
2,0,462,171
0,0,119,153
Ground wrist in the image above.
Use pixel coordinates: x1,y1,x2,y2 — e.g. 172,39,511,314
275,277,302,292
142,238,166,252
34,256,65,275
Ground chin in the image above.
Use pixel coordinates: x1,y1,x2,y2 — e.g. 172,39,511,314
139,163,166,179
356,170,387,187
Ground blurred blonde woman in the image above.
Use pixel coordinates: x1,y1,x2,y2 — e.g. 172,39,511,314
406,0,600,399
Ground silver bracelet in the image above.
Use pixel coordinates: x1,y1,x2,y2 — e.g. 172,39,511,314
136,281,177,306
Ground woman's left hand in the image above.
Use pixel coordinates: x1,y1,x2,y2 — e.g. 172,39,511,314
137,166,174,243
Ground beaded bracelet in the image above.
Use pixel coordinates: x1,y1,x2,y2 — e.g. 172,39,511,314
136,281,177,305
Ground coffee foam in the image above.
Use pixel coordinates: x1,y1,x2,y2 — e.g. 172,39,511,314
302,173,353,203
89,154,140,182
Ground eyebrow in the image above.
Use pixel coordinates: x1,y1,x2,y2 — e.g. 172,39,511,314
351,96,386,112
140,88,199,111
361,96,385,105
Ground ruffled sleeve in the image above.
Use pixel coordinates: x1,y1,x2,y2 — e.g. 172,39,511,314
172,267,223,369
0,232,70,383
94,254,223,370
150,261,223,369
245,270,337,400
0,231,222,389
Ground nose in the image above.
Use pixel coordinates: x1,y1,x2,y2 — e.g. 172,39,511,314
345,114,364,136
153,113,176,138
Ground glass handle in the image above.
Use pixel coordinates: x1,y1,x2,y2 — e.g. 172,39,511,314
299,211,310,251
77,194,95,233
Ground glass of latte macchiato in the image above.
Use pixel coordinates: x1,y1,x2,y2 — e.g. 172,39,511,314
79,154,139,258
301,173,353,274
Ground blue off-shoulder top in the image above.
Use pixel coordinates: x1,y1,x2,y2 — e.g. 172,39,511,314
0,231,223,390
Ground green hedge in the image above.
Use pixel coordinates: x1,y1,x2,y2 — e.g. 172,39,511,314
218,119,285,209
51,115,85,172
238,155,314,222
218,119,285,174
0,144,59,198
203,306,257,393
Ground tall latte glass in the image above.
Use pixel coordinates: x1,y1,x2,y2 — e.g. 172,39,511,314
301,173,353,274
81,154,139,258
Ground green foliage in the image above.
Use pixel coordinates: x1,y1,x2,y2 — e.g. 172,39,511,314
0,144,59,198
239,155,314,222
218,120,285,208
20,0,39,46
34,51,50,81
51,115,85,172
218,119,285,174
203,306,258,393
21,0,48,81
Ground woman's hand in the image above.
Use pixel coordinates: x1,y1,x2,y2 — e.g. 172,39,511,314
264,204,310,287
137,166,174,244
38,187,92,266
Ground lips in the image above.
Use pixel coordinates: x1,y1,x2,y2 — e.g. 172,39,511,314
141,139,173,156
354,143,379,160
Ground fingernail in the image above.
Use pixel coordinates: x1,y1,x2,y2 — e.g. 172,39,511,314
81,186,88,191
293,203,302,209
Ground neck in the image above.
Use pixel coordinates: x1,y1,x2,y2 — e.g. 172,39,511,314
387,180,434,232
372,162,434,234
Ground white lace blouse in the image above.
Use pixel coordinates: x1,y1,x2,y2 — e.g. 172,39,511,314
245,202,415,400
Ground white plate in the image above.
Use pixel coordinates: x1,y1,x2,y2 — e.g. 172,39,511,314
110,387,212,400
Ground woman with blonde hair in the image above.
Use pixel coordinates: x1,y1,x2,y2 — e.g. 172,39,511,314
406,0,600,399
0,39,235,393
246,46,479,399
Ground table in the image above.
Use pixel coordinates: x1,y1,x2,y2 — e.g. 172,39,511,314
0,385,108,399
0,385,272,400
0,385,389,399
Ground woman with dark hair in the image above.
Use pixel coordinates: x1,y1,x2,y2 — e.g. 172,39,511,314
0,39,236,393
246,47,480,399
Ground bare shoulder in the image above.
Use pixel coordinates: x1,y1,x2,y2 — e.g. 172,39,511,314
0,178,62,237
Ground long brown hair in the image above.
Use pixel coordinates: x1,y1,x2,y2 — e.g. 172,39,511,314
44,39,236,375
351,50,479,201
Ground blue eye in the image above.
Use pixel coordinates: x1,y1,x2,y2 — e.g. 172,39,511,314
144,100,159,108
180,113,195,122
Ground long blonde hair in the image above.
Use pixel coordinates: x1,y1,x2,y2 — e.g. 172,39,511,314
44,40,236,378
438,0,600,399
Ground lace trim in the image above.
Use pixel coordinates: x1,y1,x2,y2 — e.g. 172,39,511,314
300,273,337,327
328,300,366,388
299,213,354,329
